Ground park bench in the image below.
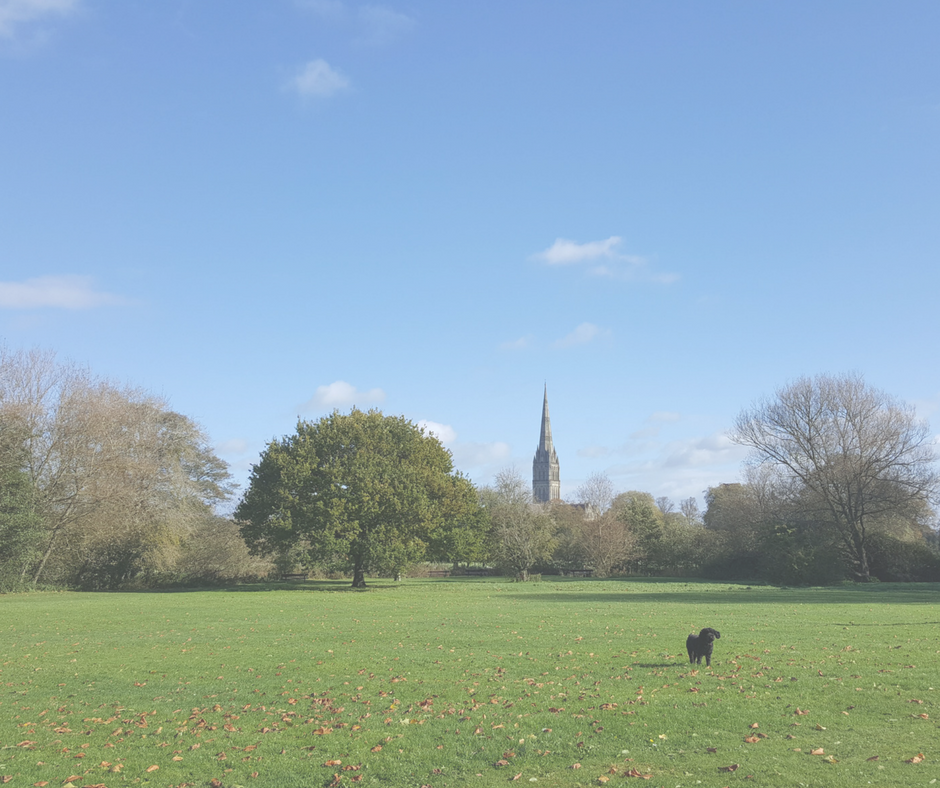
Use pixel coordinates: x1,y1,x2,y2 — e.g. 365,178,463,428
463,567,491,576
428,569,450,578
568,569,593,577
281,572,308,581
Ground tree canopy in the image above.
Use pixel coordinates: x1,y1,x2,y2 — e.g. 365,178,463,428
0,345,239,589
236,409,476,587
731,373,939,581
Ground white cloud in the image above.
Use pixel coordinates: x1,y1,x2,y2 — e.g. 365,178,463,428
356,5,415,46
0,0,77,38
531,236,623,266
499,335,532,351
215,438,249,456
0,275,125,309
531,236,678,284
417,420,457,444
554,322,610,349
302,380,386,411
451,441,512,470
289,58,350,98
662,432,747,469
577,445,612,459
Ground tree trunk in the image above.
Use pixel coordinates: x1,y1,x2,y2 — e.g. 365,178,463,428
351,564,367,588
855,544,871,582
32,533,59,585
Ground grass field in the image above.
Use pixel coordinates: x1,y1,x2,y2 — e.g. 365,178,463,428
1,578,938,788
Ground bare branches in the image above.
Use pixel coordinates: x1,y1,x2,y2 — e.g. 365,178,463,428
0,345,233,586
730,373,939,580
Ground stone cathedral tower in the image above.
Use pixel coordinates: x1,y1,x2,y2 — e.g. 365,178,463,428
532,385,560,503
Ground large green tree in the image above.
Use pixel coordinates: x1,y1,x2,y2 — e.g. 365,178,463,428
236,409,472,587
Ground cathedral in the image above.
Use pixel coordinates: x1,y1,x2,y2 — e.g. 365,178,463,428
532,385,560,503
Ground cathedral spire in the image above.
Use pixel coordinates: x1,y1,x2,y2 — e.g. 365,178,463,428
532,384,560,503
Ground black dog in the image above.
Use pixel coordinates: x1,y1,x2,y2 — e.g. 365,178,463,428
686,627,721,667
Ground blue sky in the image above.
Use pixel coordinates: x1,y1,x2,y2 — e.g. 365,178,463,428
2,0,939,507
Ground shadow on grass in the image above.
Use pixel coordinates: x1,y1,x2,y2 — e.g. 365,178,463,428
111,579,404,594
496,577,940,606
108,576,940,602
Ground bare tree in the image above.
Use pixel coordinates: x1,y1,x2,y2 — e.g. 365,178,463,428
0,346,233,587
577,509,636,577
731,373,939,581
679,496,701,527
576,471,617,516
655,496,675,516
482,467,556,581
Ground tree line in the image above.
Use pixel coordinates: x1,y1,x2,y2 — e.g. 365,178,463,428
0,347,270,590
2,348,938,590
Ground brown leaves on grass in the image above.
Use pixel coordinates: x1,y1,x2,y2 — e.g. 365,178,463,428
907,753,925,764
794,708,809,716
624,768,652,779
718,764,738,773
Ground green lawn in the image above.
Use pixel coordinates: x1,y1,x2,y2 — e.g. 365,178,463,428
1,578,938,787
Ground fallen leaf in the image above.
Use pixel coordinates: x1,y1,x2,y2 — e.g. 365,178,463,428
907,753,925,764
811,749,825,756
146,765,159,772
718,764,739,772
370,745,382,753
866,756,879,762
749,723,759,729
744,736,760,744
571,763,581,769
324,759,342,766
